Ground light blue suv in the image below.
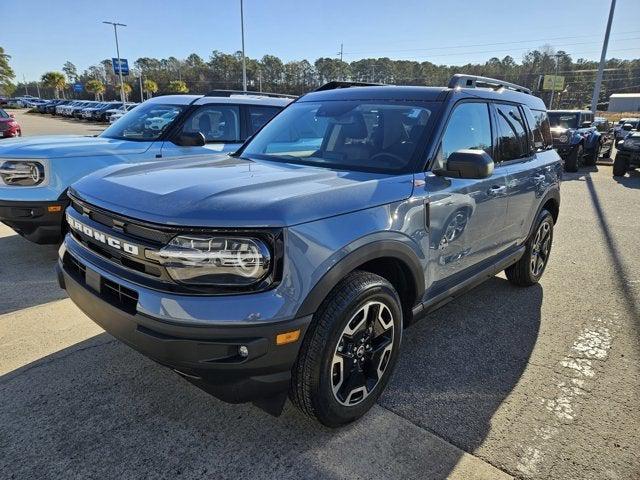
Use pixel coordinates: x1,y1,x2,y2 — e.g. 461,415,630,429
0,93,292,243
58,76,562,427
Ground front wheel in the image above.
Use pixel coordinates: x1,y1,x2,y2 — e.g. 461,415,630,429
290,271,403,427
613,154,627,177
506,210,554,287
564,144,583,172
584,143,599,166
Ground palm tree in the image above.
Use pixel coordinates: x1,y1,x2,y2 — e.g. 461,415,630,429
118,83,133,101
85,79,105,100
143,79,158,99
41,71,66,99
167,80,189,93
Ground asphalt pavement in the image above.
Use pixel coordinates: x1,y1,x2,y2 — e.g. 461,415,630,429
0,111,638,479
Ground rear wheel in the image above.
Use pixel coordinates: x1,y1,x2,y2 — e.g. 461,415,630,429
584,143,599,166
564,144,583,172
290,271,403,427
613,154,628,177
506,210,554,287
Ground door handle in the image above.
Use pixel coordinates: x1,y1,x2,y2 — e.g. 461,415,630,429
533,174,546,183
487,185,507,196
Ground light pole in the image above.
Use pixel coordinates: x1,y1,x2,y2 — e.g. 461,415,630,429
549,54,561,110
103,21,127,107
591,0,616,114
240,0,247,92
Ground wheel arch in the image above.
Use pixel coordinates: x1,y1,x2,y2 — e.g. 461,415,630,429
527,188,560,239
295,240,425,322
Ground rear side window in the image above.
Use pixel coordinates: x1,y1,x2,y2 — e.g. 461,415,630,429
433,102,492,170
523,107,553,151
495,103,528,161
246,106,281,136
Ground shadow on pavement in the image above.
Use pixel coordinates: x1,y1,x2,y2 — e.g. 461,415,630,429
381,277,542,452
561,165,598,182
0,334,478,480
0,233,66,315
613,169,640,189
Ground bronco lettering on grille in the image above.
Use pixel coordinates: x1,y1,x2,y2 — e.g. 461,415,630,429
67,214,140,256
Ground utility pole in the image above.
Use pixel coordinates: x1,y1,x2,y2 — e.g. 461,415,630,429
258,69,262,92
549,54,561,109
36,82,41,98
591,0,616,114
103,21,127,107
23,75,28,95
338,43,343,62
240,0,247,92
139,75,144,102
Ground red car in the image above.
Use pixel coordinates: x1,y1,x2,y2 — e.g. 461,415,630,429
0,108,21,138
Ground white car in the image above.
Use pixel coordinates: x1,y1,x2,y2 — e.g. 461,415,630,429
107,104,137,123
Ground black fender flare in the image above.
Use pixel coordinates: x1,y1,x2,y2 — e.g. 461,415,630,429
295,239,425,318
527,187,560,240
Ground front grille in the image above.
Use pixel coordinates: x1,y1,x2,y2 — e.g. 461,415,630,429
64,252,139,314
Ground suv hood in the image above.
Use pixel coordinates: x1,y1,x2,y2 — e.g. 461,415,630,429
0,135,153,158
71,155,414,228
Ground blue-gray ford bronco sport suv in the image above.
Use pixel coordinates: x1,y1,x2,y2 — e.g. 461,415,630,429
58,75,562,427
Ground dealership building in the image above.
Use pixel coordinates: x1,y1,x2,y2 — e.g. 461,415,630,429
608,93,640,112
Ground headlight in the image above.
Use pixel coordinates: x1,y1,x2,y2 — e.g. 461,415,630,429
148,235,272,286
0,160,45,186
558,134,569,143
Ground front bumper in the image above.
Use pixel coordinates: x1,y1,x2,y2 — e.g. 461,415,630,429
57,238,312,407
0,199,68,243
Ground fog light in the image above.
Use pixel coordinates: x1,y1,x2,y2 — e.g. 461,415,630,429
238,345,249,357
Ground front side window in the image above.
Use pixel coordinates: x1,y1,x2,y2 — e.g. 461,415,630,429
241,101,433,172
433,102,492,170
247,106,281,136
182,105,240,142
101,103,185,141
495,103,528,161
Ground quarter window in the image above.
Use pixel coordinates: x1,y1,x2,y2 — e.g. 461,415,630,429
182,105,240,142
495,104,528,161
435,102,492,170
247,106,281,136
523,107,552,151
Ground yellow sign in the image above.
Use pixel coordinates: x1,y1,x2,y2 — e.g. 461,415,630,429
542,75,565,91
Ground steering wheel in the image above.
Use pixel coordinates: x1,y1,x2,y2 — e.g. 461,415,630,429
370,151,405,166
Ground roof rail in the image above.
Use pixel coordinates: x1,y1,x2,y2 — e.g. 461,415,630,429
205,89,297,99
313,81,386,92
448,74,532,95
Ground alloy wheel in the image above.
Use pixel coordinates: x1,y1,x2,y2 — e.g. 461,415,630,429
331,301,395,406
530,221,551,277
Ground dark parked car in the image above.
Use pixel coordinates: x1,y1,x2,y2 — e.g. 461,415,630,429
58,75,561,427
613,118,639,145
548,110,602,172
613,131,640,177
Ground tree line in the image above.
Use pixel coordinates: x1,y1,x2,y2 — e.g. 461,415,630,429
3,46,640,109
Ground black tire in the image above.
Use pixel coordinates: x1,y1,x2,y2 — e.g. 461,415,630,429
584,143,599,166
505,210,554,287
613,154,627,177
290,271,403,427
564,144,583,172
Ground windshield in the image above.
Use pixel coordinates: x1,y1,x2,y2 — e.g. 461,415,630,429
548,112,579,129
101,103,185,141
241,100,434,172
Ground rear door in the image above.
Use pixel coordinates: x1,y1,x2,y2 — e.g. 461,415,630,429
501,105,554,246
424,100,510,293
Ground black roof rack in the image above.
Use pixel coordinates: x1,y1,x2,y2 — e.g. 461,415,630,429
313,81,386,92
448,74,532,95
205,89,297,99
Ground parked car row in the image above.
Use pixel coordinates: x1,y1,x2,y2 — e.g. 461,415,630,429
31,99,140,122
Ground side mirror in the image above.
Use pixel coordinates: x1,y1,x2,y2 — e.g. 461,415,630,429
581,121,592,128
437,149,494,179
622,123,633,131
173,131,206,147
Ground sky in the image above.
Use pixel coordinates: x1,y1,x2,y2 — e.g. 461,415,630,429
2,0,640,82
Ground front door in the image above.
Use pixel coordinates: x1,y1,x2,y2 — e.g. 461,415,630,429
423,101,509,297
